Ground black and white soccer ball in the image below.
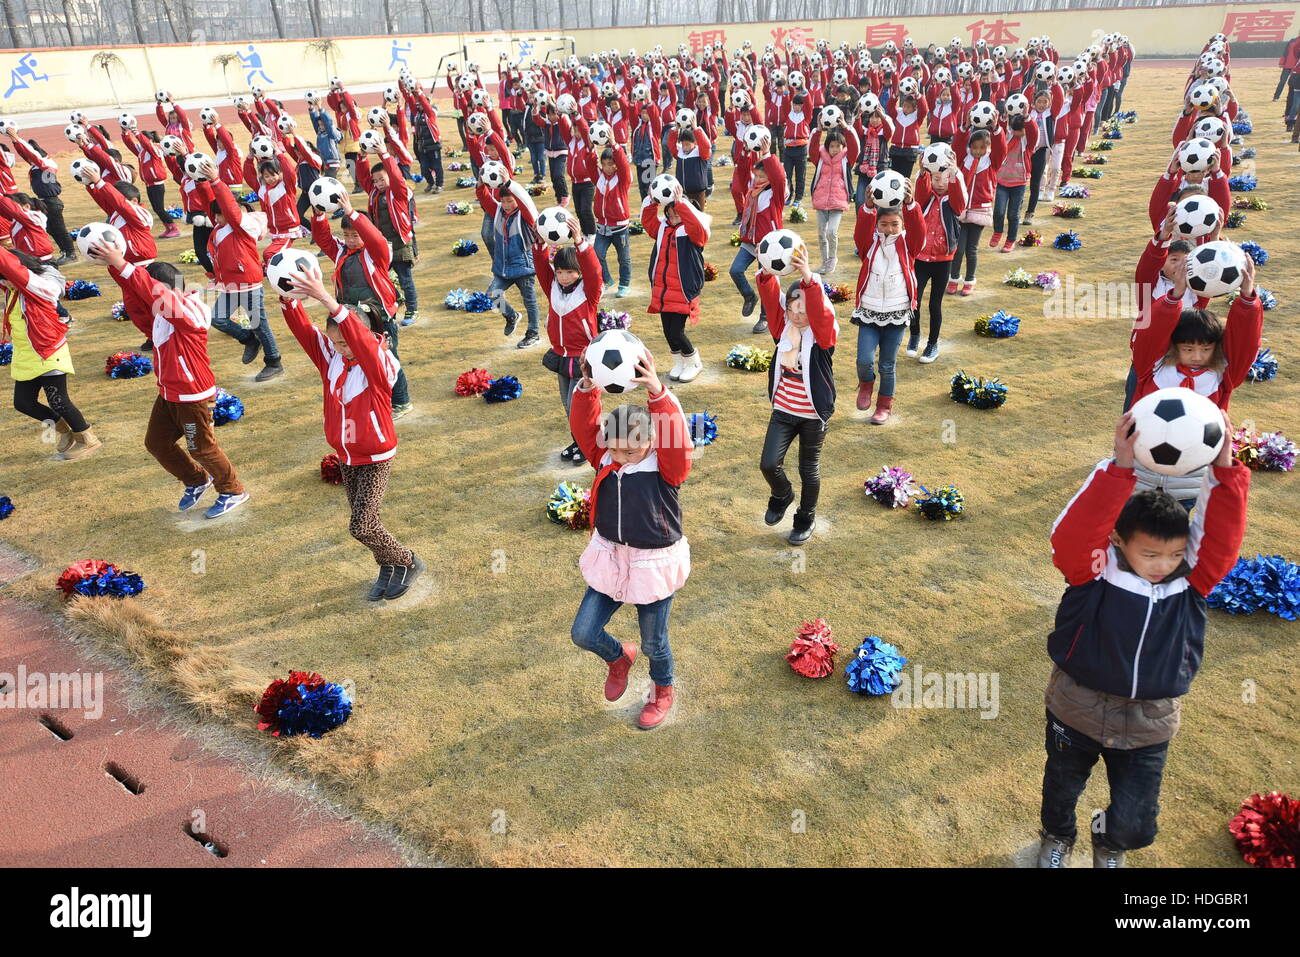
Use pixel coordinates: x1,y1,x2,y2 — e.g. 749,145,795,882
956,62,974,79
589,121,614,147
68,110,85,126
1177,137,1217,173
1173,195,1222,239
183,151,214,180
457,74,474,92
75,222,125,262
367,106,387,128
63,123,84,143
818,105,844,131
1187,240,1247,298
155,89,169,103
555,93,578,114
675,107,696,129
1193,116,1227,142
266,249,322,300
857,92,881,115
1130,387,1225,476
384,83,400,103
730,89,749,110
584,329,645,395
358,129,385,154
471,88,490,108
479,159,509,189
1005,93,1030,117
69,158,99,185
649,173,680,205
234,94,250,110
898,77,919,98
1035,61,1056,82
277,114,296,134
1057,65,1076,85
968,100,997,128
756,228,806,276
1188,84,1217,110
160,135,185,157
933,67,952,84
743,125,771,152
250,135,276,159
870,169,908,209
921,144,954,174
536,206,572,244
118,112,135,131
308,176,346,214
200,107,219,126
468,112,494,139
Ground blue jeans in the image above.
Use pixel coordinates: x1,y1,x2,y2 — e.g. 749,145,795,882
210,286,280,361
855,321,905,395
730,244,758,301
487,273,540,334
393,259,417,314
993,183,1027,245
1040,710,1169,851
594,228,631,287
480,212,494,259
527,142,546,180
571,586,675,686
383,318,410,406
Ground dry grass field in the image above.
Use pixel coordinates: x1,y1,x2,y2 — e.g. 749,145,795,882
2,65,1295,866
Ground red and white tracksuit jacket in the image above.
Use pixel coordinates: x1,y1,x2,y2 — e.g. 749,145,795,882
535,240,604,358
111,262,217,403
206,179,265,291
311,208,398,319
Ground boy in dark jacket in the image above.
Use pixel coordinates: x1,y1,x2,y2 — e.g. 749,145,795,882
1039,411,1249,868
484,178,542,348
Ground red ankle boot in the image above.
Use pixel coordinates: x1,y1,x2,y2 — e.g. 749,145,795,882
855,381,874,411
638,684,675,729
604,643,637,701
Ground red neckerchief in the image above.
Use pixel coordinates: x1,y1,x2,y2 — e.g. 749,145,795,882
1176,364,1210,390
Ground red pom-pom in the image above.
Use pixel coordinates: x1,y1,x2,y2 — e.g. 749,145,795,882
1229,791,1300,868
104,350,135,375
786,617,839,678
56,559,112,597
320,453,343,484
254,670,326,735
703,262,719,281
455,368,493,396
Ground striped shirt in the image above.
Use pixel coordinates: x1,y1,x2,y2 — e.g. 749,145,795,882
773,366,818,418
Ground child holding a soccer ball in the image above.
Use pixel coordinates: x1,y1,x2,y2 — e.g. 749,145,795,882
641,179,711,383
568,346,693,730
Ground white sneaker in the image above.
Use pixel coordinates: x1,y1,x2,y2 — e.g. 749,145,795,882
676,352,702,382
667,352,684,381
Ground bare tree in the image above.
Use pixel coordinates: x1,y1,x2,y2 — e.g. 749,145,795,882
0,0,21,48
268,0,286,39
91,50,126,106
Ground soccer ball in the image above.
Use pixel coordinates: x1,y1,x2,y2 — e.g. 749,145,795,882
1130,387,1225,476
743,125,771,152
118,112,135,131
1058,65,1077,85
479,160,509,189
384,83,400,103
957,62,974,79
69,159,99,185
266,249,323,300
1204,57,1225,77
0,120,15,136
457,74,474,92
303,90,318,106
992,44,1007,59
979,58,994,72
857,92,881,115
155,89,169,103
1193,116,1227,141
234,95,250,110
675,107,696,129
869,169,908,209
649,173,680,205
921,144,954,174
555,93,578,114
183,152,214,180
1188,84,1217,110
308,176,346,214
69,110,85,125
277,114,296,134
63,123,84,143
250,135,276,159
731,89,749,110
535,206,572,244
818,105,843,131
584,329,645,395
756,228,806,276
933,67,952,84
1035,61,1056,82
160,135,185,157
358,129,385,154
75,222,126,262
589,121,614,147
367,106,387,127
968,101,997,127
1172,195,1222,239
833,67,849,87
1177,137,1217,173
471,88,490,107
1005,93,1029,116
898,77,919,98
200,107,219,126
1187,240,1248,298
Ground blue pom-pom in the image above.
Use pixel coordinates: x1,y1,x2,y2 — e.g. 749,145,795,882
483,375,522,403
978,310,1020,338
213,387,244,425
1247,348,1278,383
0,341,11,365
1053,231,1082,251
1208,555,1300,620
73,568,146,598
845,635,907,695
1241,147,1257,160
412,173,424,183
275,680,353,738
1228,174,1258,192
1239,241,1268,266
688,411,718,446
0,496,13,520
64,279,101,300
444,288,470,310
108,354,153,378
165,205,184,220
452,238,479,256
1104,128,1123,139
464,291,494,313
1259,288,1277,310
1232,120,1253,136
239,191,259,204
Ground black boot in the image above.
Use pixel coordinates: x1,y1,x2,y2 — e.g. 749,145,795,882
385,554,426,599
368,565,395,601
788,508,815,545
764,493,794,526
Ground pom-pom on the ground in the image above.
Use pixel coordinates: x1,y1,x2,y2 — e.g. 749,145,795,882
64,279,100,300
713,154,733,166
111,301,128,321
1239,241,1268,266
1240,146,1257,160
1228,174,1258,192
444,288,470,310
483,374,522,403
1018,229,1043,247
821,281,851,302
1247,348,1278,382
1229,792,1299,868
628,220,644,235
1232,120,1253,136
56,559,145,599
729,231,741,247
787,618,839,679
1053,231,1082,251
1232,427,1296,472
455,368,492,396
463,291,494,312
598,309,632,331
455,176,476,188
546,481,592,530
1058,184,1090,199
165,205,183,219
1235,196,1269,211
864,466,917,508
452,238,479,256
0,341,10,365
213,387,244,426
1080,154,1108,165
319,453,342,485
445,201,471,215
1208,555,1300,620
1225,210,1246,228
703,262,718,281
1261,288,1278,310
526,182,548,197
975,310,1020,338
688,411,718,446
789,205,808,224
726,344,773,372
845,635,907,695
916,484,966,521
1003,268,1034,289
0,495,13,520
1074,167,1103,179
446,161,466,171
1036,271,1061,291
104,350,152,378
178,249,199,264
1052,203,1084,219
950,370,1007,409
1089,140,1115,151
255,670,352,739
1103,128,1122,140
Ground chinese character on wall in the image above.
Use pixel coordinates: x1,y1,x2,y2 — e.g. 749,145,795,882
864,23,908,49
1222,10,1295,44
965,19,1021,46
687,29,728,57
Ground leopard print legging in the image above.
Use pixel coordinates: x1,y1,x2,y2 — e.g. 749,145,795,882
339,459,414,566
